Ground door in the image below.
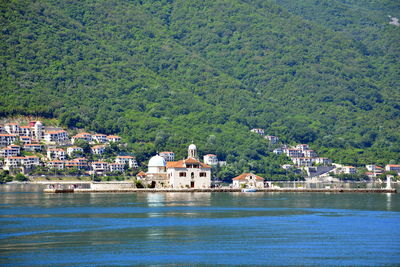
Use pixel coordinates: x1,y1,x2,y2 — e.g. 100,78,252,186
190,181,195,188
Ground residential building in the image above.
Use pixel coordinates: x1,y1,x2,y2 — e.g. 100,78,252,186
232,173,268,189
303,150,317,158
47,148,66,160
23,143,42,152
115,156,138,168
91,145,106,155
284,149,304,158
159,151,175,162
19,136,31,144
292,157,314,167
296,144,310,151
44,130,68,144
109,163,125,173
385,164,400,173
4,123,20,134
0,145,20,158
65,158,88,169
250,128,265,135
92,134,107,143
107,135,121,142
203,154,218,166
0,134,17,146
71,132,92,144
273,148,283,155
91,161,109,175
314,157,332,166
46,160,65,170
19,126,32,137
4,156,39,170
264,135,279,144
67,146,84,157
340,166,357,174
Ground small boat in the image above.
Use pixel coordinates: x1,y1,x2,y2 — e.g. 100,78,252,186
242,188,257,192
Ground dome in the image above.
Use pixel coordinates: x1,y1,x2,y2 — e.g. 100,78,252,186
148,155,166,167
188,144,197,150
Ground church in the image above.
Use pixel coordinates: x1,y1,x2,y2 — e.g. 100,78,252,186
139,144,211,189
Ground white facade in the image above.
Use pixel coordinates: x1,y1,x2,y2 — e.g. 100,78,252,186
0,134,17,147
160,151,175,162
92,134,107,143
250,128,265,135
167,158,211,189
115,156,138,168
265,135,279,144
91,145,106,155
44,130,68,144
203,154,218,166
232,173,266,189
67,146,84,157
47,149,66,160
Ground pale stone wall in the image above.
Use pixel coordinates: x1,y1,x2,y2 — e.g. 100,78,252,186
90,182,135,190
168,167,211,189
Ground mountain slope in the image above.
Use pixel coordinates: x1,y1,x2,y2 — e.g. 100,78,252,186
1,0,399,175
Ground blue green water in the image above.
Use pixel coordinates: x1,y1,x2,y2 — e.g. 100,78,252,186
1,184,399,266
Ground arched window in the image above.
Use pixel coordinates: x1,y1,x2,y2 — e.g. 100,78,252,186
191,172,194,179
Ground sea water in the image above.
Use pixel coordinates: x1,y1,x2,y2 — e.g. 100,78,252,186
0,184,399,266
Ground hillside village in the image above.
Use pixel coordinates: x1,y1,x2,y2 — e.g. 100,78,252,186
250,128,400,181
0,119,398,186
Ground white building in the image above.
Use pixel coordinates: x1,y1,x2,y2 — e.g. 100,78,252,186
44,130,68,144
232,173,268,189
91,145,106,155
65,158,88,170
250,128,265,135
314,157,332,166
273,148,283,155
91,161,109,175
107,135,121,143
159,151,175,162
109,163,125,173
47,148,66,160
92,134,108,143
67,146,84,157
142,144,211,189
4,123,19,134
115,156,138,168
296,144,310,151
23,143,42,152
203,154,218,166
303,150,317,158
47,160,65,170
0,145,20,158
284,149,304,158
265,135,279,144
4,156,40,170
385,164,400,173
292,157,314,167
0,134,17,147
19,136,31,144
71,132,92,144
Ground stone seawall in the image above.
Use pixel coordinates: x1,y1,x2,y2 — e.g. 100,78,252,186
44,188,397,193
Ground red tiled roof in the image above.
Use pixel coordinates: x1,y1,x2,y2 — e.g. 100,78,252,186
137,171,146,176
232,173,264,181
387,164,400,167
166,158,211,169
0,134,17,137
117,156,134,159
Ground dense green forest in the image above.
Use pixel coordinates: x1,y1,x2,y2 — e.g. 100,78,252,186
0,0,399,179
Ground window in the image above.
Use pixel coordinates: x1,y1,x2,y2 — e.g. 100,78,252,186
179,172,186,177
200,172,207,177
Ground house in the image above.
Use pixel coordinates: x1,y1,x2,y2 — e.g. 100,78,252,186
107,135,121,142
46,160,65,170
91,161,109,175
19,136,32,144
23,143,42,152
0,134,17,146
44,130,68,144
4,123,20,134
19,126,32,137
92,134,108,143
303,150,317,158
4,156,39,170
115,156,138,168
67,146,84,157
71,132,92,144
314,157,332,166
273,148,283,155
203,154,218,166
284,149,304,158
47,148,66,160
159,151,175,162
91,145,106,155
292,157,314,167
232,173,268,189
296,144,310,151
264,135,279,144
65,158,88,169
385,164,400,173
341,166,357,174
0,145,20,157
109,163,125,173
282,164,293,170
250,128,265,135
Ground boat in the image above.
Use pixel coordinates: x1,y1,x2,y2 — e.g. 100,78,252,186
242,188,257,192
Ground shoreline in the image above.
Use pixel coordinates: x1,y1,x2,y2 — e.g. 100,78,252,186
43,188,397,194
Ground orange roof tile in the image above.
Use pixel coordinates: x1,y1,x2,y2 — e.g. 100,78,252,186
232,173,264,181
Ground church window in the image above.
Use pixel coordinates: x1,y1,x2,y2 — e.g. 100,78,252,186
200,172,207,177
179,172,186,177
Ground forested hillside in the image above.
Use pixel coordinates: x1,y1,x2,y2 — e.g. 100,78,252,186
1,0,399,178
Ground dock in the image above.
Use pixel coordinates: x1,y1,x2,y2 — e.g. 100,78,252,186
44,188,397,193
